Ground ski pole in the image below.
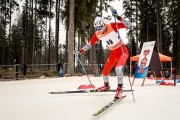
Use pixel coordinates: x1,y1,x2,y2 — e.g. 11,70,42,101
75,53,94,89
128,74,135,102
111,8,124,55
111,8,135,102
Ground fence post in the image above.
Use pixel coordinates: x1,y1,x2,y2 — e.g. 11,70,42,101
14,64,18,80
173,68,177,86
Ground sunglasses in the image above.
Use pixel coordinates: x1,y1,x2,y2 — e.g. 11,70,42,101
95,26,102,31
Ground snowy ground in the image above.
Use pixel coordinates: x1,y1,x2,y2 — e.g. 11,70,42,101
0,76,180,120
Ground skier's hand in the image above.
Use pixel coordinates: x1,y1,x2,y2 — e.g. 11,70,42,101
73,50,80,55
111,8,121,20
111,8,118,16
80,49,84,53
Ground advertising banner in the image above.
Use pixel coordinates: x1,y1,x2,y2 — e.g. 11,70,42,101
134,41,155,78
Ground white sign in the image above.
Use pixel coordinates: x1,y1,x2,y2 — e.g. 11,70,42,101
134,41,155,78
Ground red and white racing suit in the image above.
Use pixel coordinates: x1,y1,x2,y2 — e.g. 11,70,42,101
81,17,130,85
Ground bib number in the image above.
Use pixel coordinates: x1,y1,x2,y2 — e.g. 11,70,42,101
106,39,113,45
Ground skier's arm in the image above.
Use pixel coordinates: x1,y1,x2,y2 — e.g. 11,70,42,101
80,34,99,53
117,16,131,29
111,9,131,29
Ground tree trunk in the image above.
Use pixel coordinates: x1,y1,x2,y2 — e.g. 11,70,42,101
156,0,160,52
2,1,6,65
8,0,13,64
65,27,68,64
135,0,138,54
55,0,60,64
99,0,103,64
67,0,75,74
32,0,37,65
91,0,98,65
48,0,52,65
24,0,29,64
80,21,85,64
178,20,180,74
45,16,48,64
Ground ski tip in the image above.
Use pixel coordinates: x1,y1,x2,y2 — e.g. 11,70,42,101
92,112,101,116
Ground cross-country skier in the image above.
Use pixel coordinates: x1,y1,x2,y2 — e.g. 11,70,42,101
74,9,131,99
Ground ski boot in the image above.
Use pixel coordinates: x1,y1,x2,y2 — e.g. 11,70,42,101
96,82,110,91
114,86,122,100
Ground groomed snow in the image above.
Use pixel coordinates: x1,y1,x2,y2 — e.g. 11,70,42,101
0,76,180,120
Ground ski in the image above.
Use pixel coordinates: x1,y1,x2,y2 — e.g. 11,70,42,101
92,95,126,116
48,90,133,94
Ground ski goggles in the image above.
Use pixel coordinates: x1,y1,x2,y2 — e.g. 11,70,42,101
95,26,102,31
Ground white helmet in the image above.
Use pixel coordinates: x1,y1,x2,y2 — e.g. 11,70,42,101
94,17,108,27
